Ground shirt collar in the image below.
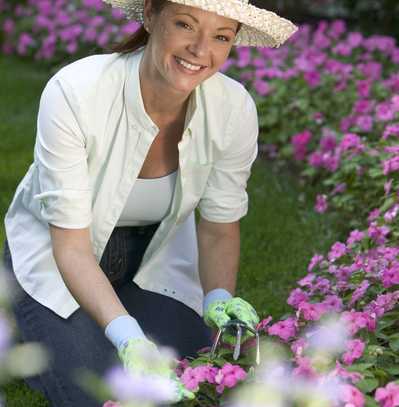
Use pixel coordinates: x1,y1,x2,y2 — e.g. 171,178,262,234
125,47,199,136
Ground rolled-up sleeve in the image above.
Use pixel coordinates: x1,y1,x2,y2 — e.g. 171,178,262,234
33,76,92,229
198,91,259,223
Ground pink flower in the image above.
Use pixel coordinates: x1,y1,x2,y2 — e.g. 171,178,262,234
353,99,373,114
375,382,399,407
304,71,321,87
381,264,399,288
368,209,380,222
287,288,309,308
103,402,121,407
339,383,365,407
293,356,317,379
214,363,246,394
268,317,297,341
253,79,271,96
320,133,337,153
382,124,399,140
315,194,328,213
339,133,364,154
383,156,399,176
308,254,324,272
355,115,373,132
368,221,390,244
256,316,272,332
292,130,312,161
346,229,365,246
342,339,366,365
323,294,343,312
328,242,347,262
331,361,363,383
297,301,328,321
384,204,399,223
349,280,370,306
376,102,395,122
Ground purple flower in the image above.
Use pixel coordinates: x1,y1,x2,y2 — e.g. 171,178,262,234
253,79,271,96
384,204,399,223
287,288,309,308
368,221,390,244
346,229,365,246
342,339,365,365
382,155,399,175
291,130,312,161
328,242,347,262
315,194,328,213
320,133,337,153
268,317,298,341
382,123,399,140
381,264,399,288
349,280,370,306
375,382,399,407
376,102,395,122
308,254,324,272
355,115,373,132
304,71,321,87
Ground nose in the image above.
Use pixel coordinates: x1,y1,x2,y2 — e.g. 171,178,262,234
187,32,210,59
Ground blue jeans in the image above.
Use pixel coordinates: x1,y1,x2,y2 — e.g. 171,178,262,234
2,225,212,407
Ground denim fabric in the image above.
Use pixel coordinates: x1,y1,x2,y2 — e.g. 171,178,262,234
2,226,213,407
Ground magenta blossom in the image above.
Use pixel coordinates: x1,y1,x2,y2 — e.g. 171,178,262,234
214,363,246,394
342,339,366,365
375,382,399,407
339,383,365,407
315,194,328,213
268,317,298,341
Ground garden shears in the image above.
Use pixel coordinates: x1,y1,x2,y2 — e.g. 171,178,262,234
210,319,261,365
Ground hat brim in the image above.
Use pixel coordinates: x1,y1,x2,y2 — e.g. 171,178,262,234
103,0,298,47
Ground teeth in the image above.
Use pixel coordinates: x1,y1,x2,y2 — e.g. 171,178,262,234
176,57,203,71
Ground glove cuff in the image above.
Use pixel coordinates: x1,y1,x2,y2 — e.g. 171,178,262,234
203,288,233,315
105,314,146,350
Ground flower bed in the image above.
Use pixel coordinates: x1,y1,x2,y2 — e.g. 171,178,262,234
2,3,399,405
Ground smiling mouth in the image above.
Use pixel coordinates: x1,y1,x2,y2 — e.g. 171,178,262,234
175,56,207,72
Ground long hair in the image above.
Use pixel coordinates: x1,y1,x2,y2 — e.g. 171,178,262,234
107,1,242,55
108,0,167,54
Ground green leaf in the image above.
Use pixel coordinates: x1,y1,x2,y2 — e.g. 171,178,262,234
346,363,374,372
379,196,396,213
389,338,399,352
365,395,379,407
385,365,399,376
356,377,379,393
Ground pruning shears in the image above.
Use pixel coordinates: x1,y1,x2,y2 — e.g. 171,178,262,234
210,319,261,365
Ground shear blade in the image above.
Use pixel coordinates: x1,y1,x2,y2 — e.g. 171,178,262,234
233,324,242,360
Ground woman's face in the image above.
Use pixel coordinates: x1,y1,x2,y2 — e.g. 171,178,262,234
143,0,239,96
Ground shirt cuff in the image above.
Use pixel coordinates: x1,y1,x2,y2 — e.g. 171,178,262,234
104,315,146,350
203,288,233,315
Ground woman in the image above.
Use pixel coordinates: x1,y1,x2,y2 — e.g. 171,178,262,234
2,0,297,405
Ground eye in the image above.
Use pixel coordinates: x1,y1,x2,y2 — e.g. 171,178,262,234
176,20,192,30
216,35,230,42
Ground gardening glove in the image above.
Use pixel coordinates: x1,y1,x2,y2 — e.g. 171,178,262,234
203,289,259,346
118,338,195,403
105,315,194,403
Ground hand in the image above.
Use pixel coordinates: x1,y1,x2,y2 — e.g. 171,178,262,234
118,338,195,403
204,297,260,346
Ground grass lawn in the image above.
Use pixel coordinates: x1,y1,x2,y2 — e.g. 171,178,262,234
0,54,346,406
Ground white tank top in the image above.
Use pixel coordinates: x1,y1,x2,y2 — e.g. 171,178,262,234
116,170,178,227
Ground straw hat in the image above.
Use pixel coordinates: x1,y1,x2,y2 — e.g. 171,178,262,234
102,0,298,47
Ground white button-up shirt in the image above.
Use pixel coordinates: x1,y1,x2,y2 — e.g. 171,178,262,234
4,47,259,319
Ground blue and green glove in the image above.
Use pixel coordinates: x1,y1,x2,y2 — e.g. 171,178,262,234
203,289,260,345
105,315,195,403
